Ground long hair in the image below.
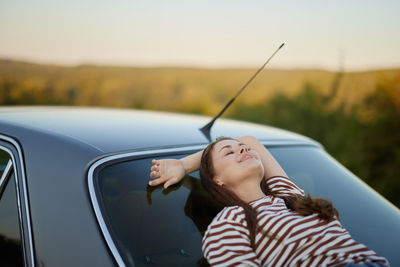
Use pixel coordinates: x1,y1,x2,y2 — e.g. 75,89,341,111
199,137,339,248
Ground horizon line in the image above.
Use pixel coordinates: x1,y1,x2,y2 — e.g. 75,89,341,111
1,56,399,73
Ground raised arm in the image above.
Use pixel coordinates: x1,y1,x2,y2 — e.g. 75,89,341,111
237,136,288,180
149,136,288,189
238,136,304,196
149,150,202,188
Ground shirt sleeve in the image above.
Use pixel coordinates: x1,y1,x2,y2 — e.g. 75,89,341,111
265,176,305,197
202,209,261,267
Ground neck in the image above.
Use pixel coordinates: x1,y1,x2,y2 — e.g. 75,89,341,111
231,179,266,204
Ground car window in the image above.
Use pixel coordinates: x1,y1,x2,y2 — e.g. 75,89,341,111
95,146,399,267
0,150,23,267
270,146,399,266
0,149,11,178
96,153,216,267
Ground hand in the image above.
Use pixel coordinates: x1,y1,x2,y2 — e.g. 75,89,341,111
149,159,186,189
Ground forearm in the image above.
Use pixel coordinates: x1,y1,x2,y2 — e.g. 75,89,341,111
238,136,287,179
180,150,203,174
178,136,288,178
150,136,287,189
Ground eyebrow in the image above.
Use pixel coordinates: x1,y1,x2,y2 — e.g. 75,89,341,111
219,142,246,153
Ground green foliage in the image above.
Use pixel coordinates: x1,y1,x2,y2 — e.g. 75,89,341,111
230,73,400,208
357,73,400,206
0,59,399,207
0,59,394,111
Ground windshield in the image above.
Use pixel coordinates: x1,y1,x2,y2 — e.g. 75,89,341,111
94,145,400,267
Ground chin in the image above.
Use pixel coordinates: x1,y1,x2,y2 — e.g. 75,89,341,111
241,163,264,180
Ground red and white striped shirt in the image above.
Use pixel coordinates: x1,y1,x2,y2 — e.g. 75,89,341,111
202,176,388,266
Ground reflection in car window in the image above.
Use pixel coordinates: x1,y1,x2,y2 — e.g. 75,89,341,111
96,146,397,266
97,154,218,267
0,150,10,178
0,167,24,267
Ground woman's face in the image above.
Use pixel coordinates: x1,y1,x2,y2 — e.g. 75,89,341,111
211,139,264,190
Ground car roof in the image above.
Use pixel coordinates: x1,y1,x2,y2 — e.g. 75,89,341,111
0,106,320,154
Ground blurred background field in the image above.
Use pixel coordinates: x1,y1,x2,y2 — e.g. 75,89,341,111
1,0,399,207
1,58,399,208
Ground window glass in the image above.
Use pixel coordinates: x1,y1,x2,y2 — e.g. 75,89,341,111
97,153,217,267
96,146,399,267
0,171,24,267
269,146,399,266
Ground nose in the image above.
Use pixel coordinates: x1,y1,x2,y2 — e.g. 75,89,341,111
239,146,248,154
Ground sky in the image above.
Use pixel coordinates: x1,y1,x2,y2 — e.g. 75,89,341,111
0,0,399,71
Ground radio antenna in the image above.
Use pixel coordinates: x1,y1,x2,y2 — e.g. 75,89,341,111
199,42,285,141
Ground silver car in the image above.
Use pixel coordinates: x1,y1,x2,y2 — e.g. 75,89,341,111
0,106,399,267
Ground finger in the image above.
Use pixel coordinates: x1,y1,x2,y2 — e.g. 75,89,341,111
151,165,159,172
148,177,166,186
164,177,177,189
149,170,160,178
152,159,160,166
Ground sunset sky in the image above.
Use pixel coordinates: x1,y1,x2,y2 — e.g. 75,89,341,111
0,0,399,70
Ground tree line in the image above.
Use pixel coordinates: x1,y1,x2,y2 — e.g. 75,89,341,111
230,72,400,208
0,59,399,207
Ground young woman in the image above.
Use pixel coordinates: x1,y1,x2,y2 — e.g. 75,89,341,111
149,136,389,267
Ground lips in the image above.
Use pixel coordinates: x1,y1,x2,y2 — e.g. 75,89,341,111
240,153,254,163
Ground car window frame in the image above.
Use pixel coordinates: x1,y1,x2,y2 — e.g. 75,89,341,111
0,134,36,267
88,140,319,267
0,158,13,194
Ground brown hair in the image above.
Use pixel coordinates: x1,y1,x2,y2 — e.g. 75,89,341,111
199,137,339,248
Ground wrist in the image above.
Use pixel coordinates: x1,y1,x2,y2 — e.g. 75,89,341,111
180,150,202,174
179,159,188,174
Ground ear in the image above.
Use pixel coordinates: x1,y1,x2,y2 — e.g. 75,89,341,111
214,176,224,186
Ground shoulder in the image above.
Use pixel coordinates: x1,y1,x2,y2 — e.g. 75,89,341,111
212,205,246,224
202,205,250,249
266,176,305,197
205,205,248,235
201,206,259,265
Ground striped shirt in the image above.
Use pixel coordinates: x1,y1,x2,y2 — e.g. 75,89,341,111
202,176,388,266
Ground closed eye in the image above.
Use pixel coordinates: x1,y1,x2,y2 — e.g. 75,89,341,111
225,151,234,156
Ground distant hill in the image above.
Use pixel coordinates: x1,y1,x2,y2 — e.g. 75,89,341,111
1,59,400,207
1,58,399,115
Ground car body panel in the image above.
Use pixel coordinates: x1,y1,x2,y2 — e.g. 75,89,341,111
0,106,399,266
0,106,319,153
89,145,400,267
